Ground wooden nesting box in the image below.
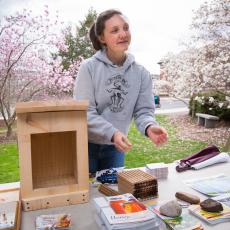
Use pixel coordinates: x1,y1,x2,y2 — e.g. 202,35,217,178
16,100,89,211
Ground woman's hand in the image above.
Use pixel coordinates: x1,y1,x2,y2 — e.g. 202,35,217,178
112,131,132,152
146,125,168,146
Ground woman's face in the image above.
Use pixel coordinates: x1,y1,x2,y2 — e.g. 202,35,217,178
99,14,131,54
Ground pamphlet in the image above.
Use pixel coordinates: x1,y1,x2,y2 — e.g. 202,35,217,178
35,214,71,230
184,174,230,196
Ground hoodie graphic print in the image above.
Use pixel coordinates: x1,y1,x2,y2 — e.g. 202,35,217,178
106,74,129,113
74,49,157,145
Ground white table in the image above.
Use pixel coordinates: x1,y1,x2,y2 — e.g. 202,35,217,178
21,162,230,230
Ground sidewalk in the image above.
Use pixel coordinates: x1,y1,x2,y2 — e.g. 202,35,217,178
155,107,189,115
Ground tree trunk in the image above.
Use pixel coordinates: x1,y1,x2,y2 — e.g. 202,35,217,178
6,125,13,138
191,100,196,119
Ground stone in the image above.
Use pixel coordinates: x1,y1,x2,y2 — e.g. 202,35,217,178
200,198,223,212
159,200,182,217
175,191,200,204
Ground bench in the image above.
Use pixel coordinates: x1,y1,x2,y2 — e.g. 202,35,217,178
196,113,219,128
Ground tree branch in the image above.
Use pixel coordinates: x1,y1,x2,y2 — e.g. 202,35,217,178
0,35,45,97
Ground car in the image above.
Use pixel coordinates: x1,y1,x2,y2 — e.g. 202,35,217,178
154,95,161,108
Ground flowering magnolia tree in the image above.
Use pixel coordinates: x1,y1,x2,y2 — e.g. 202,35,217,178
160,0,230,148
161,0,230,98
0,7,81,137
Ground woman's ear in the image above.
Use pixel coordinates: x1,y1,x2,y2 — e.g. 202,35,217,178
98,34,106,45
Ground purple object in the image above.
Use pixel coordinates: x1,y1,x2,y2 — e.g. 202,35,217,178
176,145,220,172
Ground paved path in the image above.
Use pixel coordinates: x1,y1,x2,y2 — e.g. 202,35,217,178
155,107,189,115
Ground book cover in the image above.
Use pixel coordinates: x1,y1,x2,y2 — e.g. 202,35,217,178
109,195,146,214
189,203,230,225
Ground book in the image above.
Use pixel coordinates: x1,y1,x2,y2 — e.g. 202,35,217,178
150,204,203,230
35,214,71,230
93,193,159,230
188,203,230,225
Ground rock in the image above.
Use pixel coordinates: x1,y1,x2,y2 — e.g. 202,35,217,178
159,200,182,217
200,198,223,212
175,191,200,204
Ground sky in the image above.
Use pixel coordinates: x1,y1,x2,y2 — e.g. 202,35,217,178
0,0,207,74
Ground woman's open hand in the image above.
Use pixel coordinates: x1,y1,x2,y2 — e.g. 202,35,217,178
146,125,168,146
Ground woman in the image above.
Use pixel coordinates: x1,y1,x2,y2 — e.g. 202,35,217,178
74,9,168,173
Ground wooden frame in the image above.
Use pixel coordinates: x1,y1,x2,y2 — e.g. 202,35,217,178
16,100,89,211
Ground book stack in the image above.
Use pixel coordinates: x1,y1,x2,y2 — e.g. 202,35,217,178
117,169,158,200
189,203,230,225
35,214,72,230
93,193,159,230
145,163,168,179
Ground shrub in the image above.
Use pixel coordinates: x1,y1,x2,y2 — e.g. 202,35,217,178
189,91,230,121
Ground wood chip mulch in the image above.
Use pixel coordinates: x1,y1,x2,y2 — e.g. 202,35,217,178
167,114,230,147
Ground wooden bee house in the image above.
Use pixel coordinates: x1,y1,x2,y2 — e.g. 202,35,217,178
16,100,89,211
118,169,158,200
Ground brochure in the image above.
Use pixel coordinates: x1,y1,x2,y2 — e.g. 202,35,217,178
184,174,230,196
35,214,71,230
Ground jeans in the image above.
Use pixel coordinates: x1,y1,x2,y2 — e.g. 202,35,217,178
88,142,125,173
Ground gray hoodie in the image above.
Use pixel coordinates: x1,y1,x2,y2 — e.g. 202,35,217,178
73,49,158,145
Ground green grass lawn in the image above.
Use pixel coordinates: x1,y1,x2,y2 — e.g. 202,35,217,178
125,115,208,168
0,143,19,183
0,115,208,183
